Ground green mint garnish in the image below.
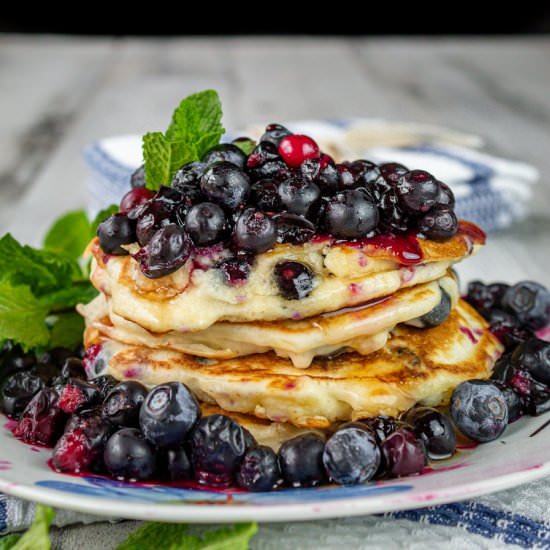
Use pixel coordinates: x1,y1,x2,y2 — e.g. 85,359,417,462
233,139,256,156
116,521,258,550
11,505,54,550
143,90,225,190
0,204,120,353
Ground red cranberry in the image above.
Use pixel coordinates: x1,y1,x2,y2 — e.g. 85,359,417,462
278,135,320,168
119,187,154,214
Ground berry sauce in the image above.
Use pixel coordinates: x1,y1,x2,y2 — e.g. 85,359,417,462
347,233,424,266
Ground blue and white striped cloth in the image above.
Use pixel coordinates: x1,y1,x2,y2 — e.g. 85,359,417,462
3,479,550,547
82,130,538,233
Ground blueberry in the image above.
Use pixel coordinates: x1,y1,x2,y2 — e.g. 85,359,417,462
495,325,534,351
487,283,510,309
349,160,385,189
396,170,440,214
191,414,247,487
502,281,550,330
202,143,247,169
90,374,118,400
417,207,458,241
134,224,193,279
233,208,277,253
323,423,380,485
379,190,409,233
172,161,206,190
250,179,282,212
38,347,72,369
525,392,550,416
151,186,184,216
380,427,427,477
60,357,86,381
511,338,550,385
0,371,44,419
278,177,321,218
324,189,379,239
247,141,280,167
217,257,251,286
274,213,316,245
274,261,314,300
493,382,522,423
130,164,146,188
104,428,156,480
485,308,518,327
490,354,516,384
140,382,200,447
102,381,148,428
402,407,456,460
379,162,408,185
236,445,281,492
465,281,493,313
336,164,355,190
260,123,292,147
278,433,326,487
201,161,250,209
185,202,227,246
435,181,455,209
135,206,168,247
450,380,508,442
162,446,192,481
360,415,402,444
0,347,36,381
97,214,136,255
316,158,340,195
411,289,451,328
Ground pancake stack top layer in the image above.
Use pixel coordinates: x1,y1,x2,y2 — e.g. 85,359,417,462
81,120,502,429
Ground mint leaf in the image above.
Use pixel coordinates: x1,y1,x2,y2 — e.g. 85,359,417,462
48,312,85,350
43,210,91,261
40,285,97,311
116,522,257,550
233,139,256,156
91,204,119,235
165,90,225,158
12,505,54,550
0,282,50,350
0,535,22,550
0,235,76,296
143,133,195,190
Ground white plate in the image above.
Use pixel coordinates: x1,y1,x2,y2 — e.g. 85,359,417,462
1,413,550,523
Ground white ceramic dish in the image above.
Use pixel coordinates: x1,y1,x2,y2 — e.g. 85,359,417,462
1,412,549,523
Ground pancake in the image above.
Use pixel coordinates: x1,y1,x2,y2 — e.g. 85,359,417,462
80,274,459,368
89,220,483,332
99,299,502,429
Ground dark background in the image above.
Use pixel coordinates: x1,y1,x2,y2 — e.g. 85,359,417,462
2,5,550,34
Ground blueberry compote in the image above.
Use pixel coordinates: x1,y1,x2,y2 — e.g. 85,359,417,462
96,124,470,298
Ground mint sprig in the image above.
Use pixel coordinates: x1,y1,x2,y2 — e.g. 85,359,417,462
0,205,121,353
10,505,54,550
115,521,258,550
143,90,225,190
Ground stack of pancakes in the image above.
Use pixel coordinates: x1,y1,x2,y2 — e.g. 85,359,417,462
79,220,502,449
